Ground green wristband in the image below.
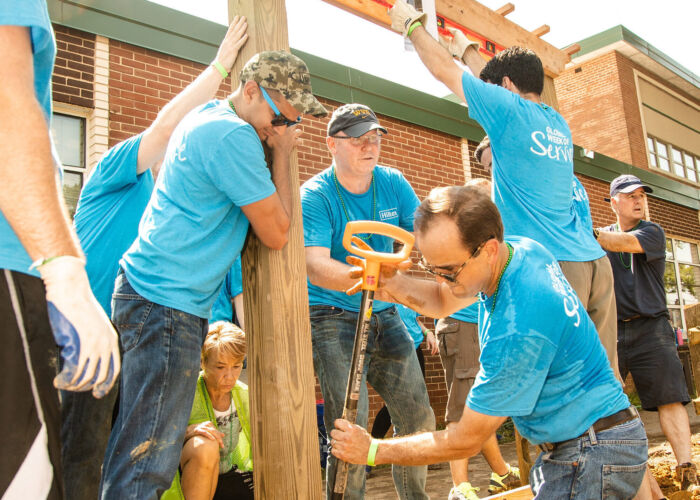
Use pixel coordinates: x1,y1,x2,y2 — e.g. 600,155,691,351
367,438,379,466
29,255,67,271
407,21,422,37
212,60,229,79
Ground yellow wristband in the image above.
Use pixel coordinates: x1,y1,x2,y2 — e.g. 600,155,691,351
212,60,228,79
407,21,422,37
367,438,379,466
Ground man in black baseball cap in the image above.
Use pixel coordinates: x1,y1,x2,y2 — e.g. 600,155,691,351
300,103,434,499
597,174,696,494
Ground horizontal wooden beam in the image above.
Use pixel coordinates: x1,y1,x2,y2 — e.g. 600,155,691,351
532,24,549,38
320,0,571,77
435,0,570,76
495,2,515,17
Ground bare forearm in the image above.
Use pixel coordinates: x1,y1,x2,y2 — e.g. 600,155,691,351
270,150,292,223
375,427,480,466
461,45,486,78
385,273,476,318
308,257,357,292
0,105,81,260
597,230,644,253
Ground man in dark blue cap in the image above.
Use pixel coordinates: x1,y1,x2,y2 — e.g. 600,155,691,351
597,174,696,492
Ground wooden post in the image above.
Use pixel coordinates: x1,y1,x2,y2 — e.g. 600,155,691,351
227,1,321,498
514,429,533,486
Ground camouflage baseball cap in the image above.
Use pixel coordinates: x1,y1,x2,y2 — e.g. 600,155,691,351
239,51,327,117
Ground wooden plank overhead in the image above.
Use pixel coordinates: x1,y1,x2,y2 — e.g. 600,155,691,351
321,0,572,76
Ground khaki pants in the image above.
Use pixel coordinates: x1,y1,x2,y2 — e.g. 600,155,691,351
559,256,621,381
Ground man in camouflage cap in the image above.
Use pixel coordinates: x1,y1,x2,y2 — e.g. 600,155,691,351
101,49,326,498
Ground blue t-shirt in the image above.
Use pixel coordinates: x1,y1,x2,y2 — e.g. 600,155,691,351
210,256,243,323
461,73,604,263
397,304,423,349
449,302,479,324
301,165,419,312
467,237,628,444
0,1,56,276
121,100,275,318
572,176,593,233
73,134,153,316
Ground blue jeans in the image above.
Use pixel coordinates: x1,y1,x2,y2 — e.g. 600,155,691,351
100,271,208,500
529,417,648,499
311,305,434,500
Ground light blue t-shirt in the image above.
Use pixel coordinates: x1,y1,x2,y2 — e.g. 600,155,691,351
397,304,423,349
73,134,153,316
0,1,56,276
301,165,419,312
461,73,604,263
210,256,243,323
467,237,628,444
121,100,275,318
449,302,479,324
572,176,593,232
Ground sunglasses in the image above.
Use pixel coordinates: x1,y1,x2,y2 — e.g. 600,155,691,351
260,87,301,127
418,239,489,283
331,132,382,147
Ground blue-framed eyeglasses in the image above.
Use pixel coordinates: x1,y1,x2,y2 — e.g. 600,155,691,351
260,87,301,127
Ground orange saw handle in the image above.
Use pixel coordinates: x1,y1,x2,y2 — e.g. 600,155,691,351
342,221,415,292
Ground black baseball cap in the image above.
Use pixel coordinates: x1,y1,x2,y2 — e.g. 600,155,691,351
327,103,388,137
605,174,653,201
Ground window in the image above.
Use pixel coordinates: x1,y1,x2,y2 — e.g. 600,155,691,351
648,135,699,184
51,113,86,219
665,237,700,337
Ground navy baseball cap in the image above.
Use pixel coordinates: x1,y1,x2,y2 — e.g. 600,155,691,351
605,174,653,201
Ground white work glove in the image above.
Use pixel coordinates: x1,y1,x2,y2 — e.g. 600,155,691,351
39,256,121,398
388,0,428,37
439,27,480,60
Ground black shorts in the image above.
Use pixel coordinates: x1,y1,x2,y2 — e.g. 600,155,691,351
618,316,690,411
213,467,254,500
0,270,63,498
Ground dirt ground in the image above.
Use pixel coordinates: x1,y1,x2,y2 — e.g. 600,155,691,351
648,433,700,499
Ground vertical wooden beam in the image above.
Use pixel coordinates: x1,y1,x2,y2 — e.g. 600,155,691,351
227,1,321,498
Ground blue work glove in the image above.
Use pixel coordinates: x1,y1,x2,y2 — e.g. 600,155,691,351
39,256,120,398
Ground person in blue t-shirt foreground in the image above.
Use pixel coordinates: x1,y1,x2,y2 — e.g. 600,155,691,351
0,2,119,497
331,186,647,499
101,50,327,499
435,178,520,500
210,255,245,329
597,175,695,494
387,0,619,383
62,18,249,500
301,103,435,500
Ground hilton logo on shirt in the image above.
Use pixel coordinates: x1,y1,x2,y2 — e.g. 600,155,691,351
379,208,398,221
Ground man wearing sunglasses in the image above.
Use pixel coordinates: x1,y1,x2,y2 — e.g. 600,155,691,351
101,51,327,499
332,185,647,499
301,103,434,499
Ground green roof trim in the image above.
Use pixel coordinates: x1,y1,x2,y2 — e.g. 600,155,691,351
49,0,699,210
570,25,700,89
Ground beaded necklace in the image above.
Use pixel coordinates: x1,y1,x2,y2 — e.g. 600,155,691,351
615,222,641,270
228,99,236,114
332,166,376,241
489,243,513,315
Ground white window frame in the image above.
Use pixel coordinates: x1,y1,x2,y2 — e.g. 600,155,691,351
665,235,700,337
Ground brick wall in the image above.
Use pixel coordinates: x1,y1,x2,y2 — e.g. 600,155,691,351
107,40,232,146
52,25,95,108
555,52,634,165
